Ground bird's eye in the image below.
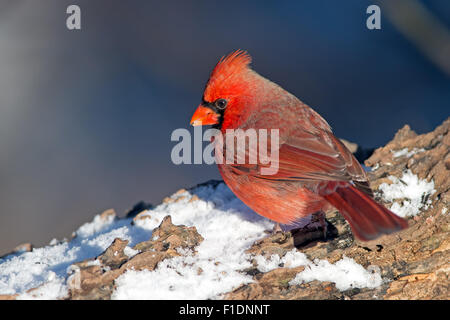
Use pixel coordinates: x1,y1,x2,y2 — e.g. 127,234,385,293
215,99,227,110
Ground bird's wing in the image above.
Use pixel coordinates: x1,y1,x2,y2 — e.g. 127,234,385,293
223,111,371,194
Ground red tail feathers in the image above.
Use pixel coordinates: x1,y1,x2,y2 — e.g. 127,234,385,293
324,185,408,241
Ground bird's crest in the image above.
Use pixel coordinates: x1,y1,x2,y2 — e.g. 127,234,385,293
204,50,252,102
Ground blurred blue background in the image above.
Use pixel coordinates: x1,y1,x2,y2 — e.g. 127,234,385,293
0,0,449,254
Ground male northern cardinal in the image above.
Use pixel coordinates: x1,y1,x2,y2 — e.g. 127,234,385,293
190,50,408,241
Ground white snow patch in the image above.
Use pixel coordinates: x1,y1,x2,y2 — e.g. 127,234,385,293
378,169,435,217
289,256,382,291
75,213,116,238
84,259,101,267
254,250,309,273
255,250,382,291
17,272,68,300
49,239,59,246
0,209,151,298
392,147,425,158
112,184,273,299
124,247,140,259
1,181,386,299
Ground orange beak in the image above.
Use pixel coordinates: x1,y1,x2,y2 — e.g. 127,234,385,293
190,105,219,126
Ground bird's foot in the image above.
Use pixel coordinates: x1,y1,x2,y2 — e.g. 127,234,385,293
290,211,334,247
319,212,328,239
272,222,283,234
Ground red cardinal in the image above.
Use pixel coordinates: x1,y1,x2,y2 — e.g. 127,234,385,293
190,50,408,241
